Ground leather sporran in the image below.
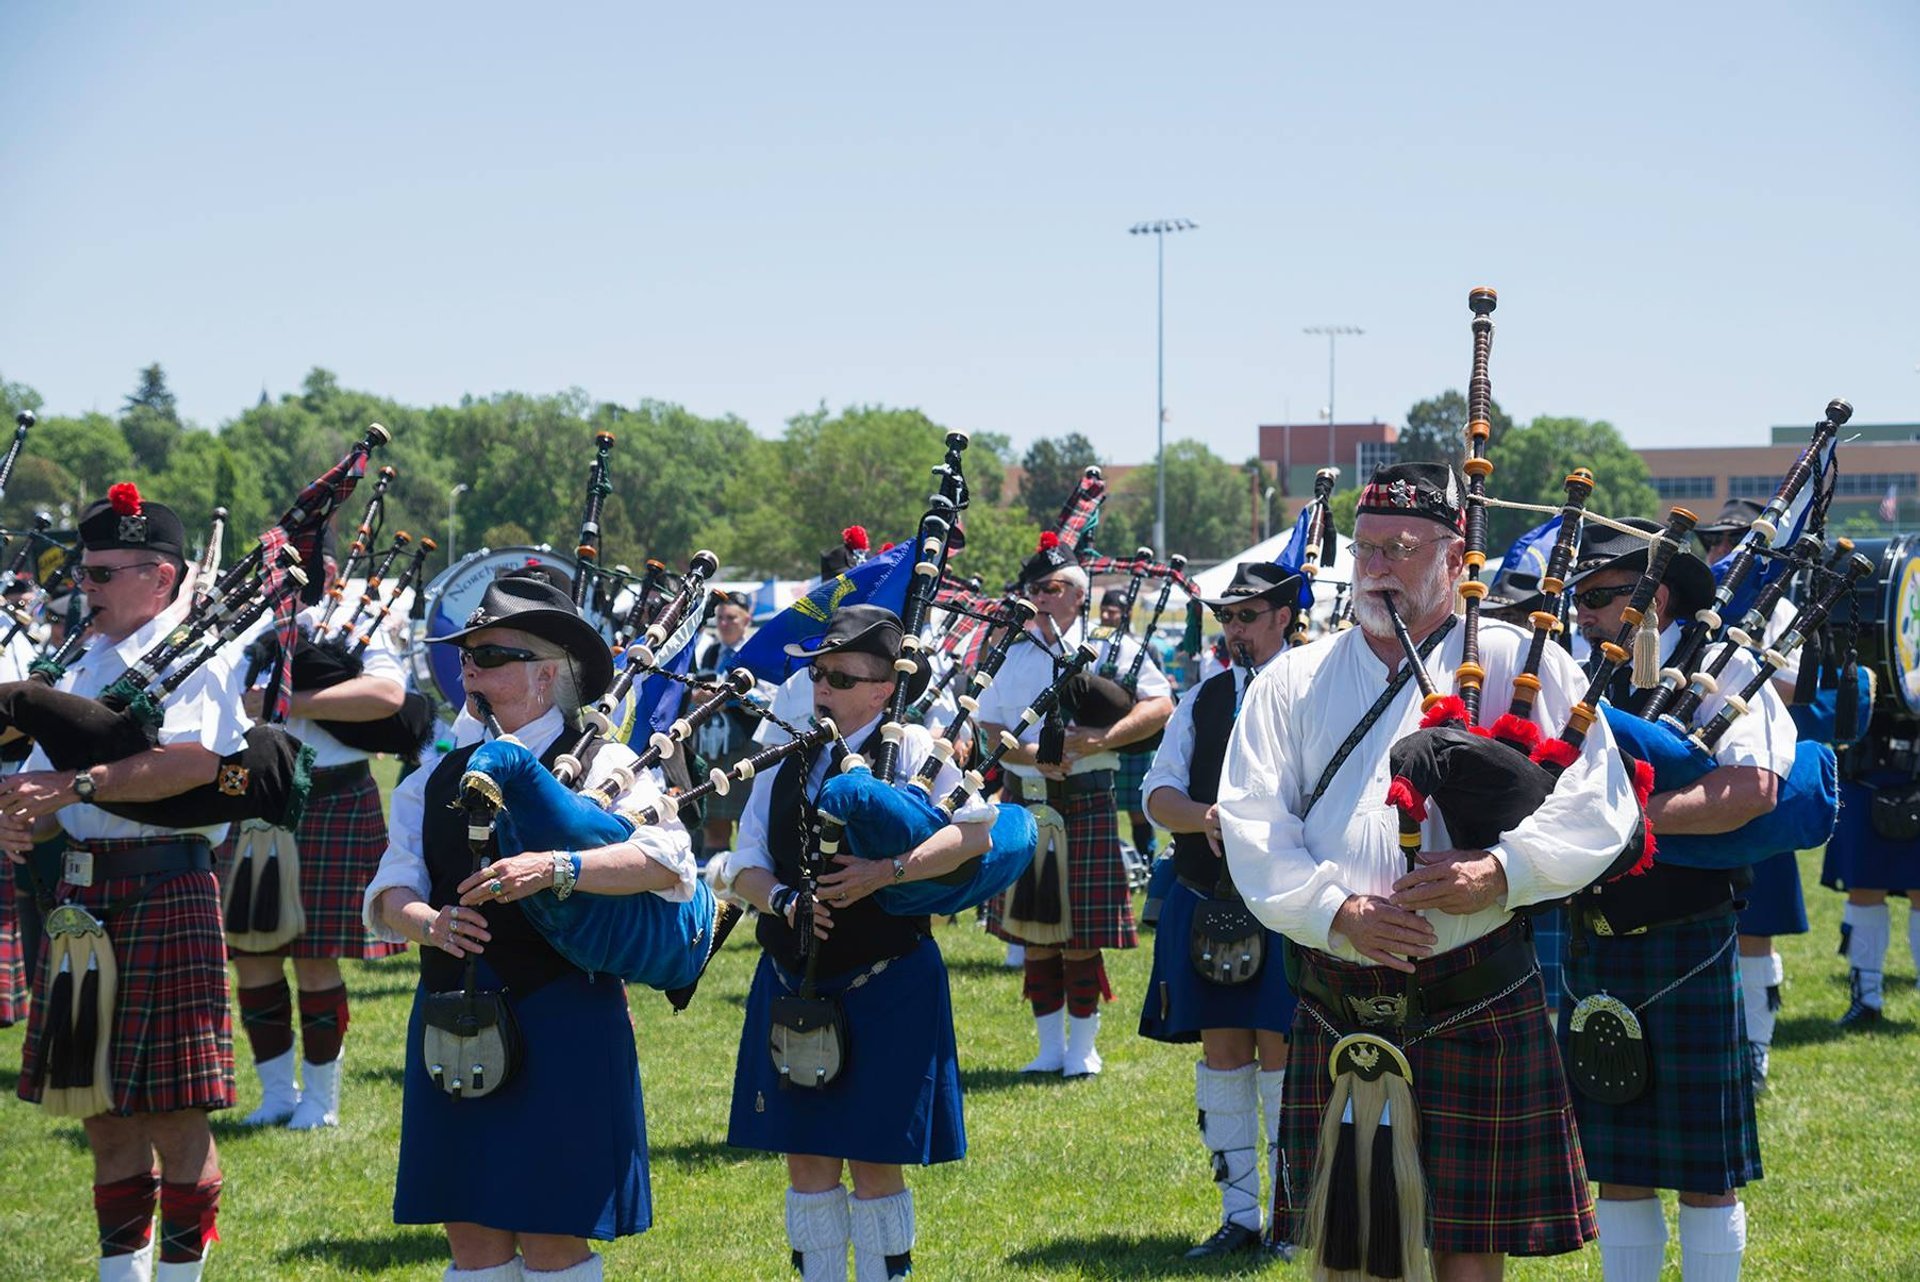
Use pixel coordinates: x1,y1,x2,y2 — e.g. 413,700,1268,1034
1000,803,1072,945
222,820,305,953
420,989,523,1100
768,993,847,1089
1190,896,1266,986
1870,780,1920,842
1567,993,1647,1104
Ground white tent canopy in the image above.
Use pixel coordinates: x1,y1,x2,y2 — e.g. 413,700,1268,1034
1185,529,1353,626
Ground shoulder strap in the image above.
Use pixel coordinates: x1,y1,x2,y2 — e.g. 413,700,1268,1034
1300,615,1457,819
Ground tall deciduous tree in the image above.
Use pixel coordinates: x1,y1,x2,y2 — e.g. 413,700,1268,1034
1397,389,1514,465
1017,433,1102,526
1485,415,1658,549
1099,439,1255,561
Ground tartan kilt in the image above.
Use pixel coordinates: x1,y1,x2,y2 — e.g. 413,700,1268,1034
1114,746,1151,813
0,884,25,1026
1279,922,1595,1258
17,868,234,1115
985,784,1137,951
1557,911,1761,1194
217,770,404,960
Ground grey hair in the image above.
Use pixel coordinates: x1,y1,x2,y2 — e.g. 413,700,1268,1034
1046,565,1089,597
509,632,585,721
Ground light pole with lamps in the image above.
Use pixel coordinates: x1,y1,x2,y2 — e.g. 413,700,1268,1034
1130,217,1197,553
1303,325,1363,471
447,483,470,573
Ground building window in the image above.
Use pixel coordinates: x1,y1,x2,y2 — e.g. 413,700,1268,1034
1833,472,1918,498
1355,441,1397,479
1726,475,1779,499
1652,475,1717,500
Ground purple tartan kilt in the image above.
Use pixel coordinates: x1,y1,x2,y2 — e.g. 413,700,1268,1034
0,884,26,1026
18,868,234,1116
217,769,404,960
984,783,1137,951
1737,850,1809,937
1279,922,1595,1258
1137,880,1296,1043
1557,911,1761,1194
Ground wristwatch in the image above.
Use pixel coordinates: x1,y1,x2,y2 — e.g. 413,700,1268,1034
72,770,97,804
890,856,907,883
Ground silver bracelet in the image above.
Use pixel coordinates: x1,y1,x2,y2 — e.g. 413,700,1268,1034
552,852,578,900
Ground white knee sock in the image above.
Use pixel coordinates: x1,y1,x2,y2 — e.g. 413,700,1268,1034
443,1260,524,1282
1849,903,1890,1007
1258,1067,1286,1237
523,1254,601,1281
787,1186,850,1282
1678,1201,1746,1281
1595,1197,1667,1282
848,1189,914,1282
1196,1062,1261,1231
1738,953,1781,1055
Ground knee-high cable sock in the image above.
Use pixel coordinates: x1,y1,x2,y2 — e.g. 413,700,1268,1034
95,1170,159,1257
1849,902,1890,1008
298,983,350,1066
849,1189,915,1282
1595,1197,1667,1282
1678,1201,1746,1282
1197,1062,1262,1231
786,1185,850,1282
236,979,295,1063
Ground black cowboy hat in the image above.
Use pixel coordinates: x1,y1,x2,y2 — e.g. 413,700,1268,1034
1196,561,1307,612
783,604,936,704
1694,498,1766,538
427,576,614,702
1568,517,1716,622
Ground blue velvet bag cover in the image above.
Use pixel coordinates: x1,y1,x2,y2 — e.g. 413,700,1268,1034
814,766,1037,917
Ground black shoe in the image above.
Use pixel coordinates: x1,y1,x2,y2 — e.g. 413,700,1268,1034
1185,1223,1262,1259
1837,999,1884,1030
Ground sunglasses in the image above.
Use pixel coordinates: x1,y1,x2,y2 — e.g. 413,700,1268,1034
808,667,891,690
460,643,540,669
80,561,162,585
1212,604,1273,626
1574,584,1638,611
1031,582,1073,597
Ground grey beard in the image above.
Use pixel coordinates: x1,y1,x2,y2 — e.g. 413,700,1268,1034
1351,575,1453,639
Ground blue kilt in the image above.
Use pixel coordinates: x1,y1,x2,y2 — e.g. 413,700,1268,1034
1531,906,1567,1006
1137,881,1295,1043
1558,912,1761,1194
1821,775,1920,894
395,966,651,1239
729,937,965,1166
1737,850,1808,937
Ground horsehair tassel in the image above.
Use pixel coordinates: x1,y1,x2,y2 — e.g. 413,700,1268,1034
1454,286,1498,724
1631,599,1662,688
1638,397,1849,722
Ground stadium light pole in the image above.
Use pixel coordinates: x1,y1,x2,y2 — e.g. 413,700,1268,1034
447,483,470,573
1130,218,1197,553
1304,325,1364,471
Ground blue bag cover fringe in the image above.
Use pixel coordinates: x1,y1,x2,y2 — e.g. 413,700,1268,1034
815,767,1037,917
462,738,713,991
1601,707,1837,869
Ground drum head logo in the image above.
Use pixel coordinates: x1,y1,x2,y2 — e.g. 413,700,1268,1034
1898,557,1920,712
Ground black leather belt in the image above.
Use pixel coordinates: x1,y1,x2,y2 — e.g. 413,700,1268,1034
1008,769,1115,803
1294,920,1537,1029
77,837,213,878
310,760,373,792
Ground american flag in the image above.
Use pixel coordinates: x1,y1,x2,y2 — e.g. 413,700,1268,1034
1881,483,1899,523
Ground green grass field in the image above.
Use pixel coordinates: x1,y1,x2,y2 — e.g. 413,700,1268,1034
2,850,1916,1280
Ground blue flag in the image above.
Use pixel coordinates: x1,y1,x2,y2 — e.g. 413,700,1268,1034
624,633,698,748
1710,436,1837,622
1497,516,1562,584
732,541,917,685
1274,505,1317,609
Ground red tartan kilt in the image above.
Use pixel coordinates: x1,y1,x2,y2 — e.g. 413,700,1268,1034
1278,922,1595,1258
217,770,404,960
0,883,26,1026
985,783,1137,952
18,868,234,1116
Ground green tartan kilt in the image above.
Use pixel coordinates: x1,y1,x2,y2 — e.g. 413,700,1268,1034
1556,910,1761,1194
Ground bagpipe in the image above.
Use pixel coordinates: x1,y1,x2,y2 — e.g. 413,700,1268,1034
0,425,392,830
1073,548,1191,734
0,411,33,510
452,697,719,998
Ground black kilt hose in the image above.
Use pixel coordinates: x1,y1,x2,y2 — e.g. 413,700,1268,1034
217,765,405,960
18,859,234,1116
1281,921,1595,1258
1558,911,1761,1194
984,779,1136,951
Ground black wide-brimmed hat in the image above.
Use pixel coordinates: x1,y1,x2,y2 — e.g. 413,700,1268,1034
427,576,614,701
79,483,186,558
784,603,904,663
1196,561,1306,611
1694,498,1766,537
1569,517,1716,622
1356,462,1467,533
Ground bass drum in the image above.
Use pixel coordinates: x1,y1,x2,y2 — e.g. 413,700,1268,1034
416,546,581,712
1845,536,1920,719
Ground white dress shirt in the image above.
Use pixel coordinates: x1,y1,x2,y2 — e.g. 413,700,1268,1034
26,596,252,846
1218,617,1642,964
973,616,1172,779
362,705,698,942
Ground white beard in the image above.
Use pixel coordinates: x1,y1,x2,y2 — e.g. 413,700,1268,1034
1351,572,1454,640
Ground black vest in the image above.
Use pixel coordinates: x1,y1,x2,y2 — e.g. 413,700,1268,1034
1172,670,1239,887
754,726,928,977
418,730,597,996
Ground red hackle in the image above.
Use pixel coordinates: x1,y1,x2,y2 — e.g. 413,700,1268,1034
1419,695,1469,729
1489,713,1544,752
1612,757,1659,877
842,525,870,551
108,482,143,516
1037,530,1060,552
1385,776,1429,823
1529,737,1580,771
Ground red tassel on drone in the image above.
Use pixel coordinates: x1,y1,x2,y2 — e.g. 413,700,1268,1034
1489,713,1544,752
108,483,143,516
1384,776,1429,823
1530,737,1579,771
1037,530,1060,552
1419,695,1468,729
841,525,869,551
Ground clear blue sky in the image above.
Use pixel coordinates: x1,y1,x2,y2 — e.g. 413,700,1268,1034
3,1,1915,466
